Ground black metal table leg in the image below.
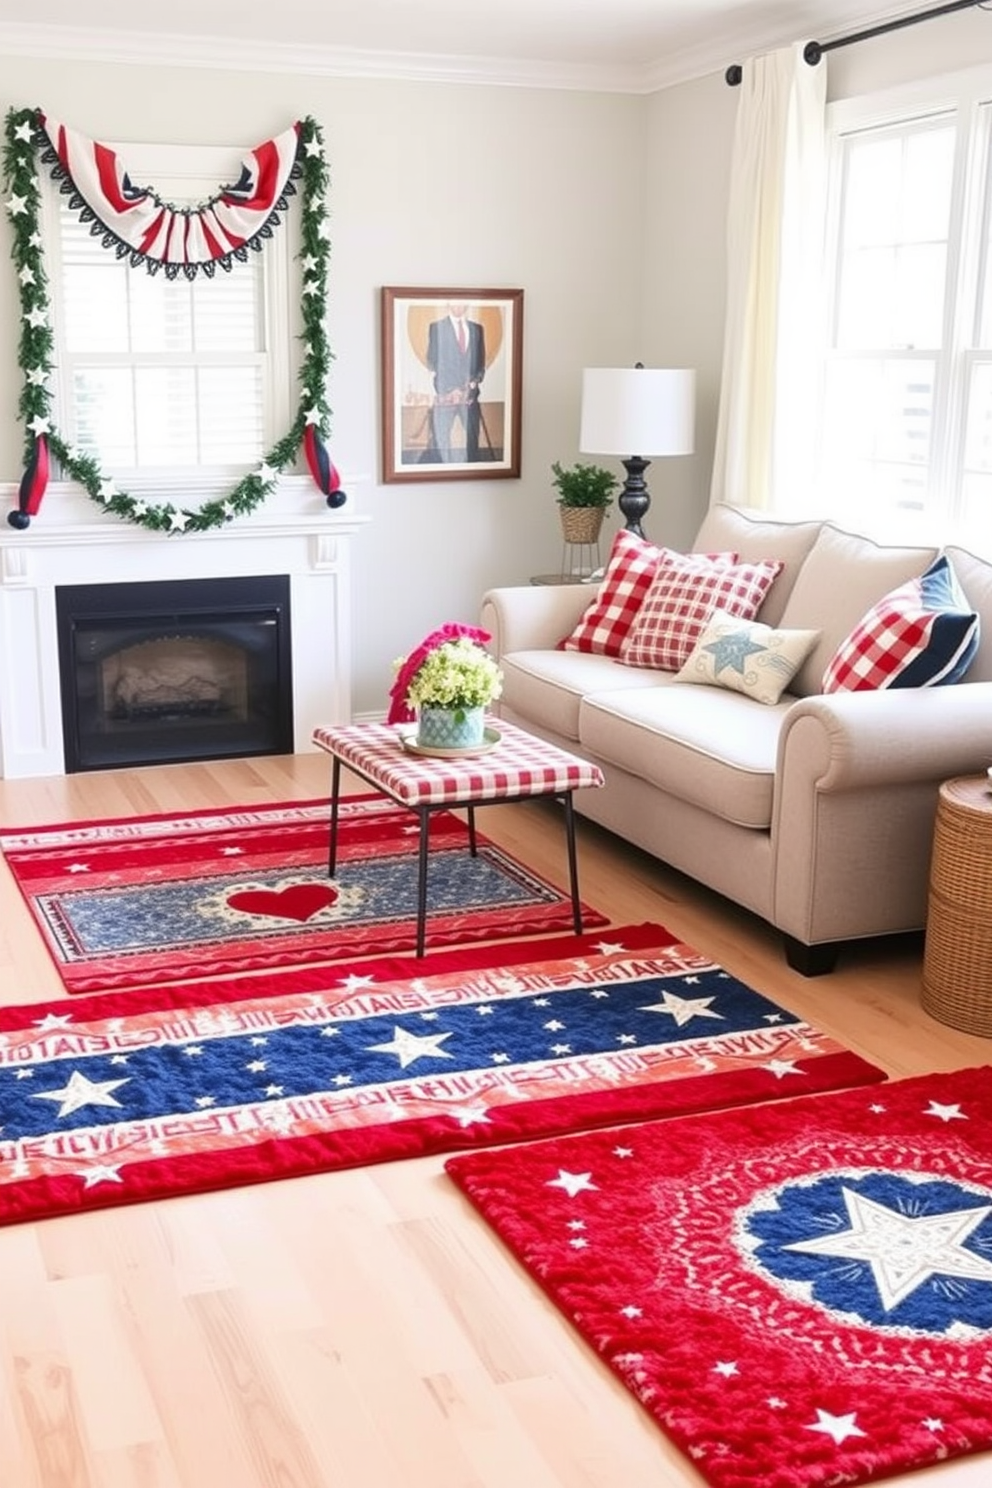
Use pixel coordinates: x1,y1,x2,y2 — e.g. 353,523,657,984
416,806,431,956
562,791,583,933
467,803,477,856
328,756,342,875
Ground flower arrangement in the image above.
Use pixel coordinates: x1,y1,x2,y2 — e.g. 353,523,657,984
387,623,502,726
403,637,503,718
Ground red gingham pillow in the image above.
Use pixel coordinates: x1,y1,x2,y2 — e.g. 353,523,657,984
619,554,784,672
558,531,738,657
822,556,980,692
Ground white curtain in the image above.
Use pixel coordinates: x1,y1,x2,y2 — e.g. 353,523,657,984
710,44,827,511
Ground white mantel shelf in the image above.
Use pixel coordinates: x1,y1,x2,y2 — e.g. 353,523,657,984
0,478,371,780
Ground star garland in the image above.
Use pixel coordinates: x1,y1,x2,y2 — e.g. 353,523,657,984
3,106,345,533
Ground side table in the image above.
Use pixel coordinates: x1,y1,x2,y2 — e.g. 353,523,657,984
921,774,992,1036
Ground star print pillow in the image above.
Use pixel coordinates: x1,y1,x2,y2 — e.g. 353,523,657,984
674,608,821,705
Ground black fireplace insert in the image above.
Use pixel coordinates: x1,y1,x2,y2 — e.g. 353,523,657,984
55,575,294,772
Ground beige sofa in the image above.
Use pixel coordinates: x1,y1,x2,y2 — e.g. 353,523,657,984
481,504,992,974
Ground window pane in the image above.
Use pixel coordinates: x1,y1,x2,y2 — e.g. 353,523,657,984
129,274,194,354
198,367,264,463
963,361,992,470
134,368,199,464
73,368,137,467
63,264,130,353
193,270,261,352
55,178,267,474
822,357,933,514
837,124,953,351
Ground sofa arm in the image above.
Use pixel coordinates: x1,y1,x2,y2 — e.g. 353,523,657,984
480,585,593,659
771,682,992,949
777,683,992,791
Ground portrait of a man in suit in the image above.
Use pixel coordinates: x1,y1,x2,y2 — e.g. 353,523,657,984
384,286,521,481
425,301,487,461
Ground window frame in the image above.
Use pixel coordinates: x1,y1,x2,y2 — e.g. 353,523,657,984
818,64,992,548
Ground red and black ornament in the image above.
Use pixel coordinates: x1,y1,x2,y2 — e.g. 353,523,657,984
8,434,50,529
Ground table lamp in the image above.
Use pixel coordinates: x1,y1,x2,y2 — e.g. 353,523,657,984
579,364,696,537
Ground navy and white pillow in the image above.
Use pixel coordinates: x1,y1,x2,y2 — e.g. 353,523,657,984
822,555,980,693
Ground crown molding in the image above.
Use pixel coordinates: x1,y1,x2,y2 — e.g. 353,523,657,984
0,3,954,97
0,21,643,93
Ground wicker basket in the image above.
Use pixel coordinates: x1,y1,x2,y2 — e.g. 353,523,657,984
921,775,992,1036
559,506,606,545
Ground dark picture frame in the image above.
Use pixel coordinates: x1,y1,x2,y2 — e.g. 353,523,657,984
381,286,523,482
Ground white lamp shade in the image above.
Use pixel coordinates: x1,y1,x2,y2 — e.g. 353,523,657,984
580,367,696,458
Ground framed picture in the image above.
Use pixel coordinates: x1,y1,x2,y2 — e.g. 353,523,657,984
381,286,523,482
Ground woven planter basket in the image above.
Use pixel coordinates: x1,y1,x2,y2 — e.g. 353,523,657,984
559,506,606,545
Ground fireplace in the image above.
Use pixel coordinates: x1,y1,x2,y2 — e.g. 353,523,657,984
55,576,293,772
0,479,368,780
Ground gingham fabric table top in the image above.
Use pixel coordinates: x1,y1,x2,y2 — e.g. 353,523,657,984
312,720,605,808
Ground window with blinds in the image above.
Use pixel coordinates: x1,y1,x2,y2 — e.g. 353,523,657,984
40,141,294,497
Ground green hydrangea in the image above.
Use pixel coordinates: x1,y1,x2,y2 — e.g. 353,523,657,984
402,638,503,715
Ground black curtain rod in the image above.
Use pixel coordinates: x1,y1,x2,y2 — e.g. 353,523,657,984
725,0,983,85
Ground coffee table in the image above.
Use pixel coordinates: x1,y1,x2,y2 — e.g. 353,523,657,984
311,718,605,955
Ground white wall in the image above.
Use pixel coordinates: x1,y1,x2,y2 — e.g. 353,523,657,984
0,57,642,718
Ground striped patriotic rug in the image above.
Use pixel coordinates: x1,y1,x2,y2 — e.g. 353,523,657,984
0,794,606,993
0,922,883,1226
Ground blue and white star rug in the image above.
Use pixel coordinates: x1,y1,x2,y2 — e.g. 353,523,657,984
0,922,882,1226
446,1064,992,1488
0,794,606,993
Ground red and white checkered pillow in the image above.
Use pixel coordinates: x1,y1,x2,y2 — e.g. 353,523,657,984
619,554,784,673
822,556,980,692
558,531,738,658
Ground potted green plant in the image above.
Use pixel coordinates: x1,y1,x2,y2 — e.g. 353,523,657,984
551,460,618,543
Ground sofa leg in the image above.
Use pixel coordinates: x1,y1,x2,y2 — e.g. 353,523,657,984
782,936,840,977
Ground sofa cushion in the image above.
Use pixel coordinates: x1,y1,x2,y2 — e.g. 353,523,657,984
776,523,939,696
691,504,822,625
499,648,666,742
618,554,783,673
821,555,980,691
558,530,736,657
674,608,821,705
943,544,992,682
579,684,788,829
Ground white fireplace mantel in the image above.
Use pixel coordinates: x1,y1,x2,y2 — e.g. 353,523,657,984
0,478,370,779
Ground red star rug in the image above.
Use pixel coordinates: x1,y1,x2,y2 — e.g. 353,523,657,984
446,1064,992,1488
0,795,606,992
0,923,882,1226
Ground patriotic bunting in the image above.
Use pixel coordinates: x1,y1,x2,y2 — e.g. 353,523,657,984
3,106,346,531
40,114,301,278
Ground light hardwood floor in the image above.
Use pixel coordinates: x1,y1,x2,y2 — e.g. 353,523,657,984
0,753,988,1488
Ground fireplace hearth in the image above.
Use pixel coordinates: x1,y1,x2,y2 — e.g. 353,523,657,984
56,576,293,772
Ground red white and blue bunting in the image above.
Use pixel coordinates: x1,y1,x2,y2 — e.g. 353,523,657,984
3,107,346,532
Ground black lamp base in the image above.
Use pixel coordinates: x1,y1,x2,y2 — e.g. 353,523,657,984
617,456,652,538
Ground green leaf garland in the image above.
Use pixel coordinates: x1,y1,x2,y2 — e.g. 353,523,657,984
3,106,336,533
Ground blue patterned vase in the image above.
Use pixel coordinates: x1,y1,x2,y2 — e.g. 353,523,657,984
417,704,485,750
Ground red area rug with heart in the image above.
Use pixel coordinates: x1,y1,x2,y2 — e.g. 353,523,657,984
0,922,883,1227
446,1065,992,1488
0,795,607,993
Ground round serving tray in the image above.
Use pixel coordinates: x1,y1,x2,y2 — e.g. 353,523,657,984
398,726,502,760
